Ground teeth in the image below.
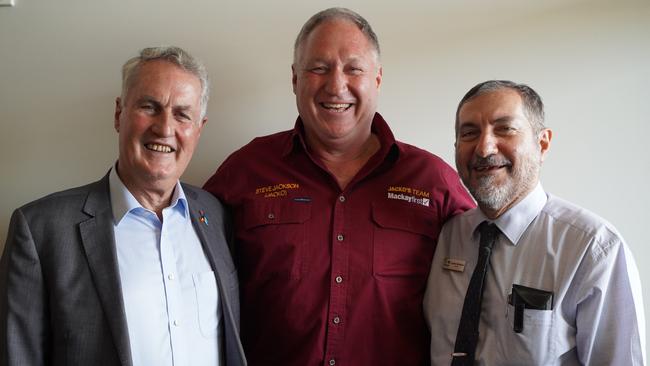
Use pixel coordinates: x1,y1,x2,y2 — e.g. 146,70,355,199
322,103,351,110
475,166,495,171
146,143,173,153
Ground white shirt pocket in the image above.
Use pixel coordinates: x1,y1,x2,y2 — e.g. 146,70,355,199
501,304,555,364
192,271,222,338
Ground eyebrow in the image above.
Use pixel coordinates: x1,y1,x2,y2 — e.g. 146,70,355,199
172,105,194,116
458,121,479,130
136,96,194,111
135,95,159,105
493,116,515,124
457,114,515,130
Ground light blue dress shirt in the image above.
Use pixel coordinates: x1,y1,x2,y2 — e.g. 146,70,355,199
109,168,222,366
424,183,645,365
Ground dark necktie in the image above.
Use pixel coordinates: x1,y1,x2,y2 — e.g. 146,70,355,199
451,221,500,366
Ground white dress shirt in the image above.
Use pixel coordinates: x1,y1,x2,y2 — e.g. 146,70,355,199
424,183,645,365
109,168,222,366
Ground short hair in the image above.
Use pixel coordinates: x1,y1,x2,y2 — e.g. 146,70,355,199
121,46,210,119
455,80,545,136
293,7,380,64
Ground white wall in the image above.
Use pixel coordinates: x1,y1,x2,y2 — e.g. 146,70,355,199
1,0,649,355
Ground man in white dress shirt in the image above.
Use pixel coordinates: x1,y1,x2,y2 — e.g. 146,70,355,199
0,46,246,366
424,80,645,365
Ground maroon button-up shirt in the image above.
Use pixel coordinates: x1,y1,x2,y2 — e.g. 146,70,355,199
204,113,474,366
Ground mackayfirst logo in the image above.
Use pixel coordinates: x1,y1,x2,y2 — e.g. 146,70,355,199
386,186,430,207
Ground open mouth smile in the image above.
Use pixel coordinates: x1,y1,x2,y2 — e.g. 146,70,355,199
145,143,175,153
320,102,353,112
474,164,507,172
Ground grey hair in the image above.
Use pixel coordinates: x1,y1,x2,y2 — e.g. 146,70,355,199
455,80,545,136
121,46,210,119
293,7,380,64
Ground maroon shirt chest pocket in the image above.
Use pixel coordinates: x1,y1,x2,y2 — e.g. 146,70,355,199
371,202,439,278
238,199,312,280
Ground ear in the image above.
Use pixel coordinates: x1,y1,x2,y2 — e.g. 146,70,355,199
538,128,552,162
376,66,383,91
114,97,122,132
291,64,298,95
197,117,208,135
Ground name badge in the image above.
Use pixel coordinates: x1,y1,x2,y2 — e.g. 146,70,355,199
443,258,466,272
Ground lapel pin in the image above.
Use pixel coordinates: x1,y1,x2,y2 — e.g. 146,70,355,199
199,210,209,225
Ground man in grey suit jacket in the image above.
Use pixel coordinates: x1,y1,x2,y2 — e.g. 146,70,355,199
0,46,246,366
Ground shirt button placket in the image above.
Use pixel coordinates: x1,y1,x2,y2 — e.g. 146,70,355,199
327,193,348,366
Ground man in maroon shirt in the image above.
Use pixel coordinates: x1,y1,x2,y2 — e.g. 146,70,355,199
204,7,474,366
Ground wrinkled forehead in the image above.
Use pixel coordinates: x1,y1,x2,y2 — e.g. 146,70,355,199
127,62,202,104
456,89,525,128
464,88,522,112
295,19,379,63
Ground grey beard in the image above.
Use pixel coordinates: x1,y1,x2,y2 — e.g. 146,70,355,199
469,174,514,211
467,153,541,213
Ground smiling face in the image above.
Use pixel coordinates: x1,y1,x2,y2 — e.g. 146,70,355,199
114,59,206,195
455,88,551,218
292,19,382,150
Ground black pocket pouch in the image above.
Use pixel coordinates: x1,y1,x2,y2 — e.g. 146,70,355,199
508,284,554,333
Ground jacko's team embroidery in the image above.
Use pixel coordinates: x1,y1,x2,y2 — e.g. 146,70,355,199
386,186,430,207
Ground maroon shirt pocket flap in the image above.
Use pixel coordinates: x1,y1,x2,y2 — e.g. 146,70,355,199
242,199,312,230
371,201,437,240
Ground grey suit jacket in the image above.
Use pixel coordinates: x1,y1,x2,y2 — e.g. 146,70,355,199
0,174,247,366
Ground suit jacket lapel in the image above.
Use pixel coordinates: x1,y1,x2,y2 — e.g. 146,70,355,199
185,186,231,275
79,175,133,366
185,185,245,366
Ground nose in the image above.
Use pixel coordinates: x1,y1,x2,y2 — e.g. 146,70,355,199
475,130,498,157
151,110,174,137
324,69,347,96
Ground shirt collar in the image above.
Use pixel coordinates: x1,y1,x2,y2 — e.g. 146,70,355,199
109,165,188,225
282,112,400,160
466,183,547,245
